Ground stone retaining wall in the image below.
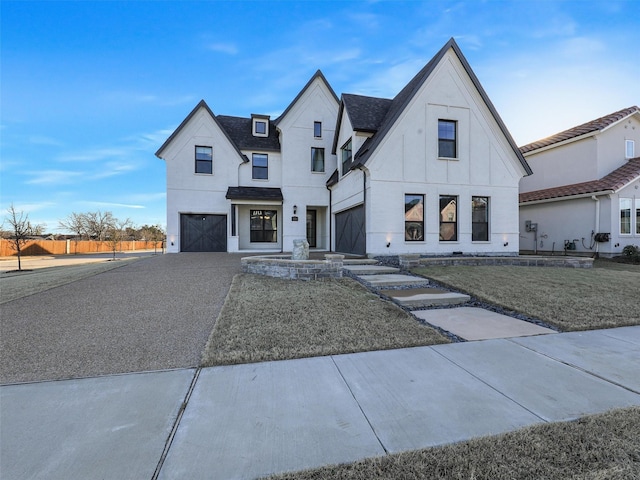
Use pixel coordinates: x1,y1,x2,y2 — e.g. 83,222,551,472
398,254,593,269
242,254,345,280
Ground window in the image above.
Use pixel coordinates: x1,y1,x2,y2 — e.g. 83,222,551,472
472,196,489,241
438,120,457,158
250,210,277,242
252,153,268,179
254,120,266,135
637,199,640,235
195,146,212,174
439,195,458,241
626,140,635,159
620,198,632,234
341,139,352,175
314,121,322,138
405,194,424,241
311,147,325,172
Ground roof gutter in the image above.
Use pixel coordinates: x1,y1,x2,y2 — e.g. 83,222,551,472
520,190,613,206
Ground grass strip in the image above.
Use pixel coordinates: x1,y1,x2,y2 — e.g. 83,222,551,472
266,407,640,480
201,274,450,367
411,264,640,331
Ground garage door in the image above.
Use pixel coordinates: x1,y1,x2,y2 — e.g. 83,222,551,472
180,214,227,252
335,205,365,256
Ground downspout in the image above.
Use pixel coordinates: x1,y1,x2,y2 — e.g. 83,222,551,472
592,195,600,258
326,184,332,251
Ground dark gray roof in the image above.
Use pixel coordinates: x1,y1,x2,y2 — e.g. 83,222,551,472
337,38,532,176
274,70,339,125
343,94,393,132
225,187,284,201
216,115,280,152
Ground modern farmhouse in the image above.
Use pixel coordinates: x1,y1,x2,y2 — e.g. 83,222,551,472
519,106,640,257
156,38,532,256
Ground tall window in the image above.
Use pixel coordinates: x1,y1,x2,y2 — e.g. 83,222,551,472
311,147,325,172
620,198,632,234
341,138,352,175
195,146,213,174
314,121,322,138
439,195,458,241
252,153,268,179
438,120,457,158
636,199,640,234
250,210,277,242
626,140,635,159
472,196,489,241
405,194,424,241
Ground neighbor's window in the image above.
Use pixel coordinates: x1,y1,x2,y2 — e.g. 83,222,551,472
472,196,489,241
626,140,635,159
438,120,457,158
252,153,268,180
314,121,322,138
405,194,424,241
254,120,267,136
195,146,213,174
620,198,632,234
250,210,277,242
311,147,325,172
636,199,640,234
439,195,458,241
341,138,352,175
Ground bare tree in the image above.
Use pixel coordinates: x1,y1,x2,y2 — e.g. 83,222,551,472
85,211,115,241
3,204,44,271
106,217,132,260
58,212,89,253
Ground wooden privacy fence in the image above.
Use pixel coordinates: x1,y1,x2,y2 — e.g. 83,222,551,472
0,239,163,257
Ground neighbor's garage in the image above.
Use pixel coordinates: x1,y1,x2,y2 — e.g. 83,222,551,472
334,205,365,256
180,214,227,252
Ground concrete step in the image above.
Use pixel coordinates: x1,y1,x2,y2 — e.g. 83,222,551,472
380,288,470,308
343,265,400,275
342,259,379,265
357,274,429,288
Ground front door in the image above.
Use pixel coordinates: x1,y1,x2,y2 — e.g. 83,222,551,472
306,209,317,248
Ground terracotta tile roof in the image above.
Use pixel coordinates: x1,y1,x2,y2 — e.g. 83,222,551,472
520,157,640,203
520,106,639,154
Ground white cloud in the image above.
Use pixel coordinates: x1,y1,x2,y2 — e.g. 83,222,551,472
84,201,145,209
206,42,239,55
25,170,84,185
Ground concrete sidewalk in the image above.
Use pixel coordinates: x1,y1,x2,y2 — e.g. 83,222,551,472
2,326,639,480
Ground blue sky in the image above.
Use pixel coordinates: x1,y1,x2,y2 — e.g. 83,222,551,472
2,0,639,233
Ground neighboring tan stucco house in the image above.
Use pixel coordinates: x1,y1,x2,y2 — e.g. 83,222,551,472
156,38,531,256
519,106,640,257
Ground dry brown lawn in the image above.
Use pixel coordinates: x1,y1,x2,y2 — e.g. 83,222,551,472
412,262,640,331
266,407,640,480
201,274,450,367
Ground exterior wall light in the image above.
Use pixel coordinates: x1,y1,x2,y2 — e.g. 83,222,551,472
503,242,509,247
293,205,297,215
386,241,391,248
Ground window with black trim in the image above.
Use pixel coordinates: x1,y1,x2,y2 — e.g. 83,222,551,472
439,195,458,241
472,196,489,241
252,153,268,179
636,199,640,235
405,194,424,241
438,120,457,158
341,138,352,175
254,120,266,135
314,121,322,138
195,146,212,174
311,147,325,172
250,210,277,242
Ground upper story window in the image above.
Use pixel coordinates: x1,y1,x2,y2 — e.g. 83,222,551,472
341,138,352,175
439,195,458,241
311,147,325,172
314,121,322,138
472,196,489,241
626,140,635,159
252,153,268,180
405,194,424,241
195,146,213,174
438,120,457,158
252,114,269,137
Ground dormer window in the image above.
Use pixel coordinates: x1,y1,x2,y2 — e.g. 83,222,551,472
252,114,269,137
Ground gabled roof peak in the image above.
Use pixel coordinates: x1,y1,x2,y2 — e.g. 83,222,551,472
520,106,640,154
274,69,339,125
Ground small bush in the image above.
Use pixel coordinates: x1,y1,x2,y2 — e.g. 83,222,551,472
622,244,639,257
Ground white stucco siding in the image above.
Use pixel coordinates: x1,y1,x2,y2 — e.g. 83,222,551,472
237,150,283,186
162,107,244,252
596,118,640,178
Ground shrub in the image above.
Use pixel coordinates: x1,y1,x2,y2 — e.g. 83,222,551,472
622,245,639,257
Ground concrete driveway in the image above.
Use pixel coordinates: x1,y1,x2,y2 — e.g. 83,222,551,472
0,253,242,384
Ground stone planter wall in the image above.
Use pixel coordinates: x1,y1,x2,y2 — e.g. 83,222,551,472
241,254,345,280
398,254,593,269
